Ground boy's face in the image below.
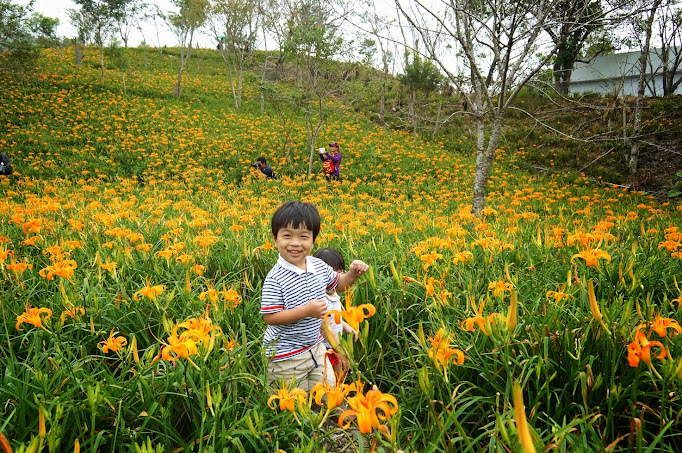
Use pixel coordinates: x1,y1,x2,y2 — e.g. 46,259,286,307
274,224,315,270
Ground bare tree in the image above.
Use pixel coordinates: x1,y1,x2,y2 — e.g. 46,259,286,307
360,3,396,129
281,0,353,177
544,0,610,95
656,1,682,96
115,0,148,48
210,0,260,109
395,0,574,215
168,0,210,98
627,0,664,175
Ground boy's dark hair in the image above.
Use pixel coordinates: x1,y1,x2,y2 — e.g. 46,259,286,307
313,248,345,271
271,201,321,241
257,156,267,165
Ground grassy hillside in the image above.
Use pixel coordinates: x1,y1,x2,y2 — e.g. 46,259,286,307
1,46,682,452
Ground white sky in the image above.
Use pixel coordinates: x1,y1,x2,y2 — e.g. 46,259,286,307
16,0,216,48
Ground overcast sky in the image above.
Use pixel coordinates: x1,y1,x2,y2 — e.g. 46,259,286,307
16,0,217,48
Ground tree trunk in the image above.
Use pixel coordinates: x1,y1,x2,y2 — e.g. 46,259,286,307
410,90,417,144
75,39,83,66
99,46,105,81
433,101,442,138
175,69,182,98
629,0,661,176
472,114,505,216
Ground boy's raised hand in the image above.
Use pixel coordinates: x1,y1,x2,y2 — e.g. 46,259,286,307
305,299,328,319
348,260,369,275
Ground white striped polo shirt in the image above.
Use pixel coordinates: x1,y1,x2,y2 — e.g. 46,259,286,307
261,255,340,361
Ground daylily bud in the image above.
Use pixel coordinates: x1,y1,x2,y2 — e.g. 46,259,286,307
367,265,377,291
0,431,12,453
417,367,432,397
38,406,46,440
389,261,401,286
512,381,538,453
206,382,214,415
131,336,140,364
507,289,518,332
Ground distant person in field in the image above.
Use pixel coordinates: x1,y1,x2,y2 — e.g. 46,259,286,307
313,247,359,385
0,152,12,176
251,156,276,179
318,142,341,181
261,201,368,391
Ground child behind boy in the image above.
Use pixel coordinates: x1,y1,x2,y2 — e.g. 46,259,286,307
260,201,368,391
313,248,359,384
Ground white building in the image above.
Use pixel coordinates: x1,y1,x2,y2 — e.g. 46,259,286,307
569,48,682,96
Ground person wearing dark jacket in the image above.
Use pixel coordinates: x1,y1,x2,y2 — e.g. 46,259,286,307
252,156,276,179
0,152,12,176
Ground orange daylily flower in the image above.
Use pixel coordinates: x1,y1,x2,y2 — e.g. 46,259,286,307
16,306,53,331
39,259,78,280
420,250,443,271
134,281,166,301
328,302,376,331
461,299,504,335
161,326,198,361
100,330,128,353
488,280,513,297
23,218,43,234
428,328,464,369
310,380,358,410
176,315,222,345
6,260,33,274
267,381,308,414
571,249,611,267
199,287,220,303
651,315,682,338
61,307,85,321
21,236,40,246
338,385,399,434
627,326,666,368
0,248,15,263
100,261,118,273
546,290,570,302
136,243,153,252
222,288,242,308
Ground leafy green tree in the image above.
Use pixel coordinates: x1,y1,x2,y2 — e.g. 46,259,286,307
28,13,60,47
72,0,127,80
67,7,93,66
398,50,445,142
0,0,37,75
169,0,210,98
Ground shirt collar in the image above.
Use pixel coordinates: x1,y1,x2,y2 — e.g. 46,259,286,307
277,255,313,275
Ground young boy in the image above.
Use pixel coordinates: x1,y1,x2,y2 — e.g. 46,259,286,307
313,248,359,385
261,201,368,391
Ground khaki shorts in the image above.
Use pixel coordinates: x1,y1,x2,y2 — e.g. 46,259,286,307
267,342,336,391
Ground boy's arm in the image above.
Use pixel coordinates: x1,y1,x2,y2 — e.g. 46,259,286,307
336,260,369,293
263,299,328,325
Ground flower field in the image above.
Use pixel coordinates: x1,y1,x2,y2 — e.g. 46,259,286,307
2,47,682,452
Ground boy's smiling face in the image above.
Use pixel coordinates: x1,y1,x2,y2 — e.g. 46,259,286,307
274,224,315,270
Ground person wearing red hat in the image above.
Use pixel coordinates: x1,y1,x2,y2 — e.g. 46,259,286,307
318,141,342,181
